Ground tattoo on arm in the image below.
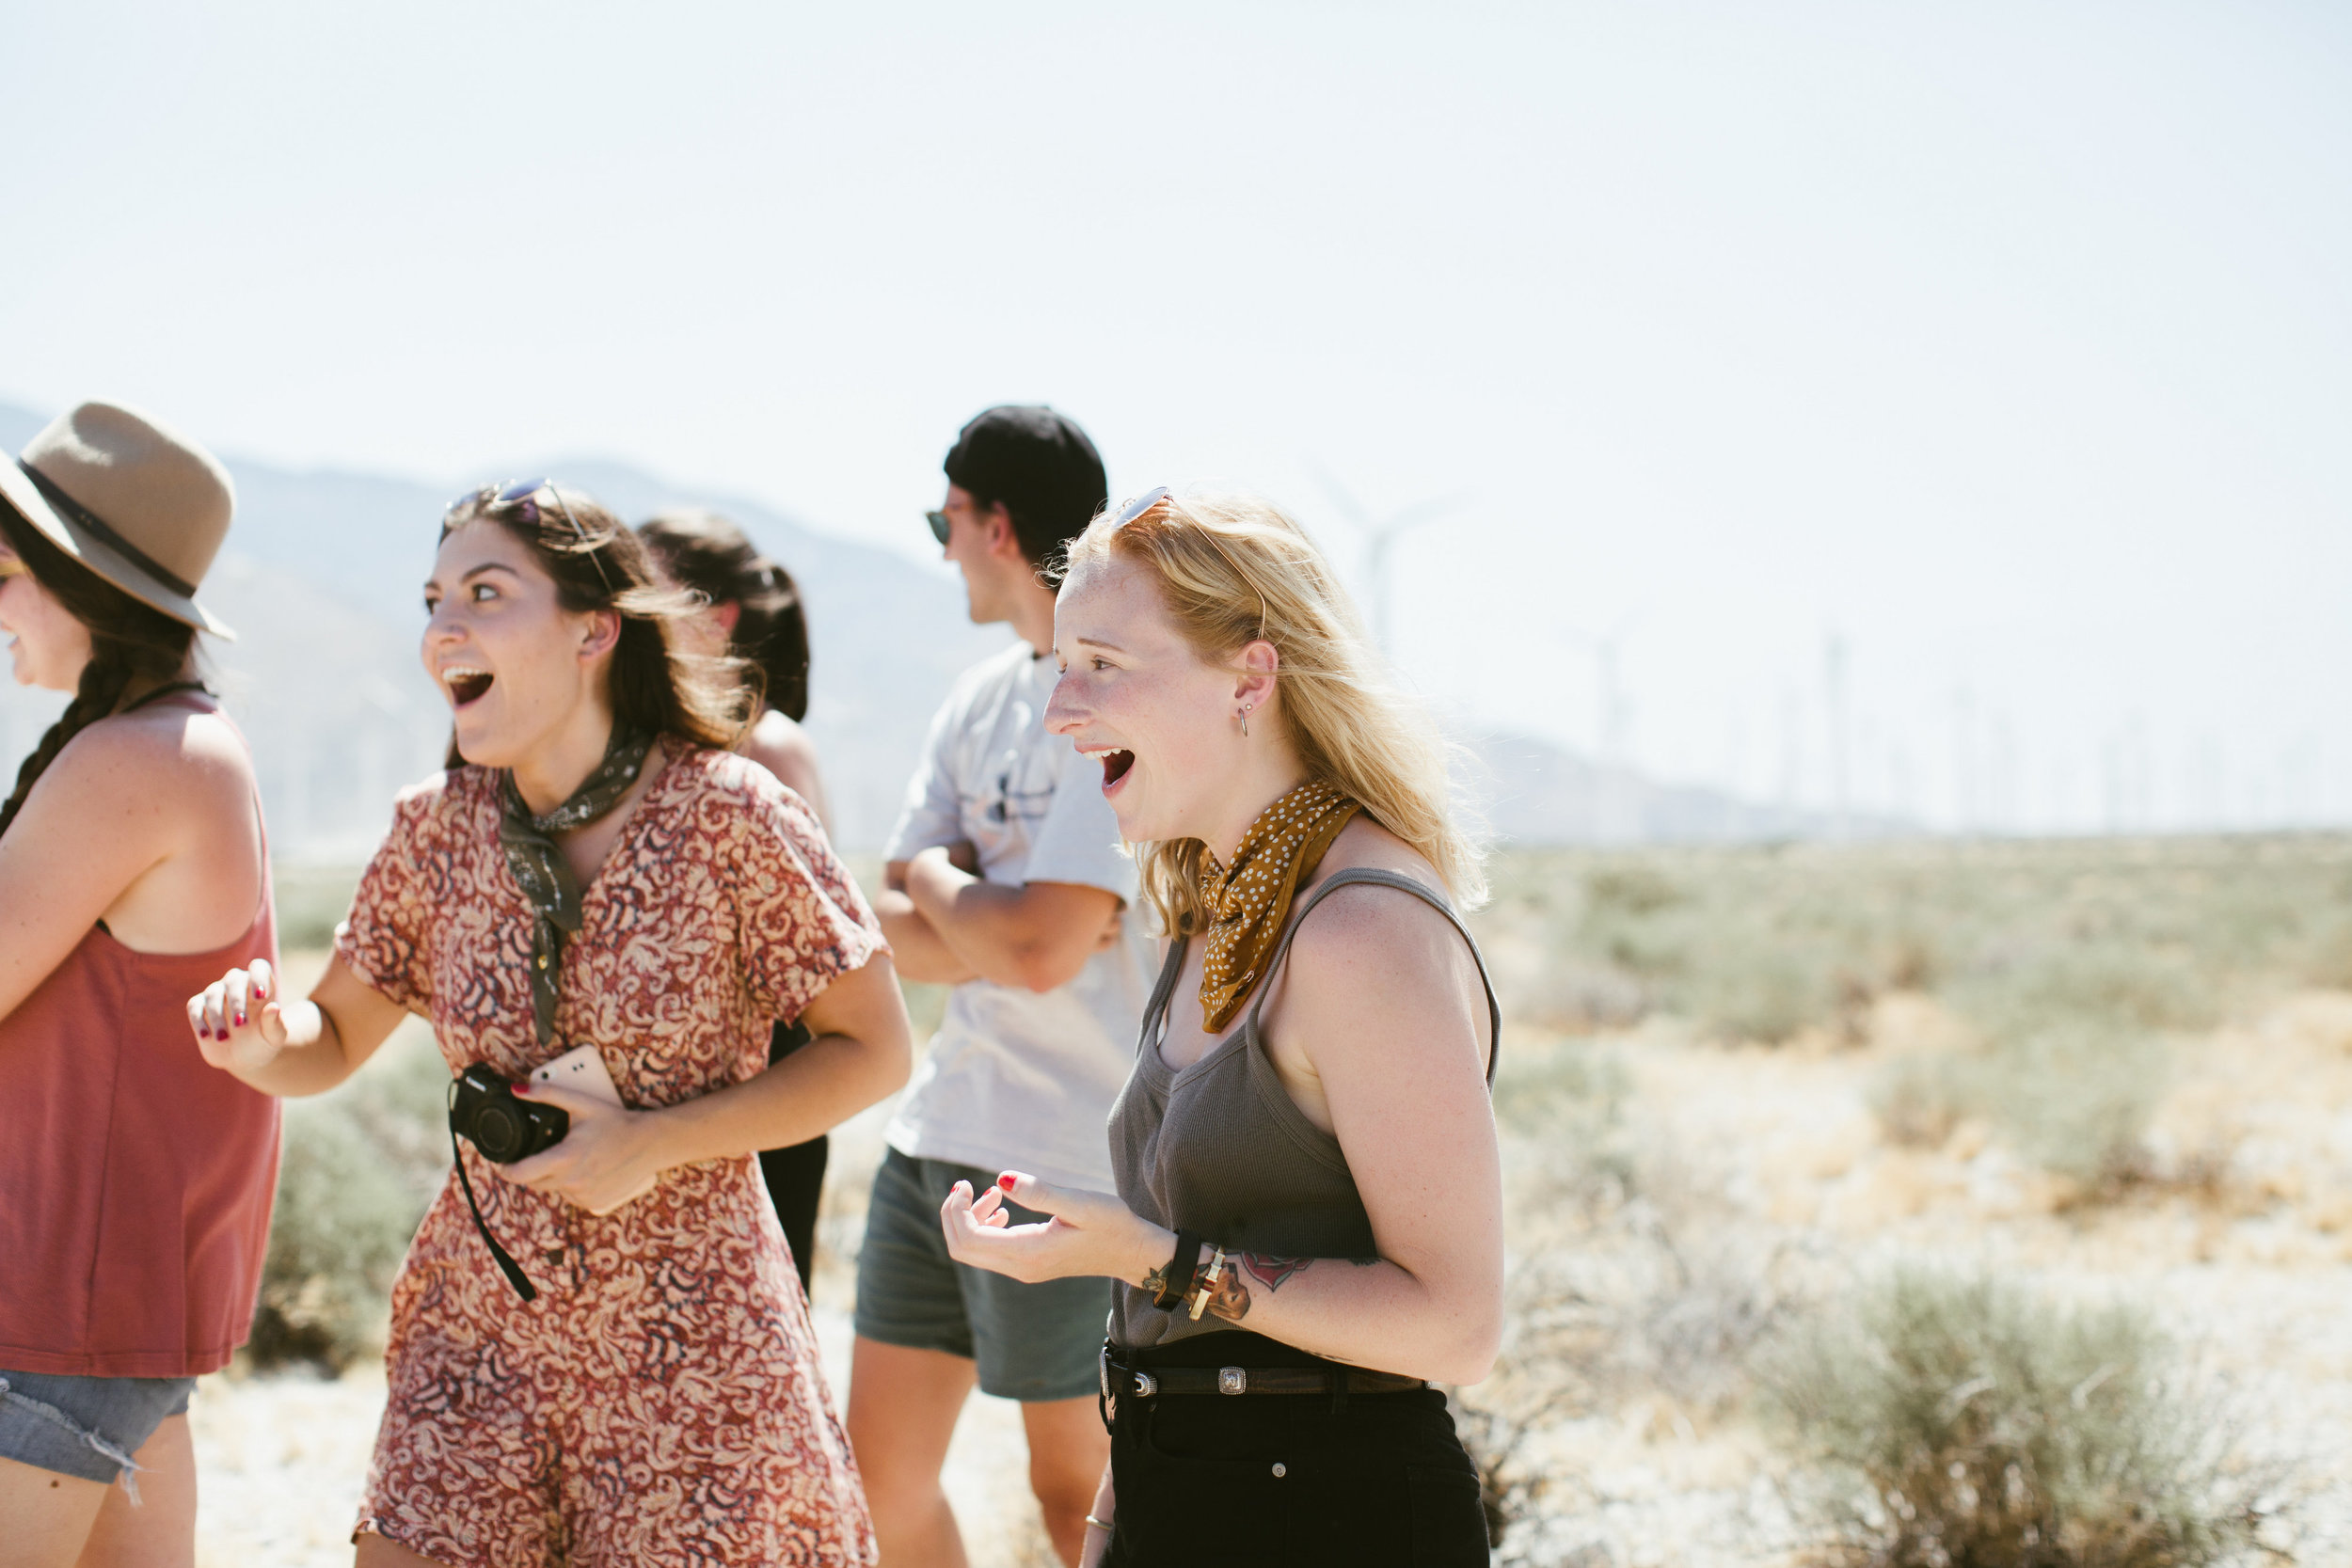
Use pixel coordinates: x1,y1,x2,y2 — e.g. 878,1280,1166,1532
1180,1251,1389,1323
1202,1264,1253,1323
1239,1254,1311,1292
1140,1261,1173,1297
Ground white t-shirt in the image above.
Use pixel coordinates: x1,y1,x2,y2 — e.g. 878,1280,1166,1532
882,641,1152,1190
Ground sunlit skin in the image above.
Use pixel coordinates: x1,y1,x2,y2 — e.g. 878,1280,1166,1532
421,519,635,816
0,541,96,689
0,536,260,1568
937,544,1504,1557
184,520,911,1225
1040,553,1296,863
936,482,1035,632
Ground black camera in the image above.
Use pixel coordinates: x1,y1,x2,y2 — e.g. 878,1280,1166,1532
448,1063,568,1163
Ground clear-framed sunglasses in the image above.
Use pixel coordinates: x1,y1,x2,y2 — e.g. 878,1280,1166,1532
448,479,618,593
1110,486,1170,528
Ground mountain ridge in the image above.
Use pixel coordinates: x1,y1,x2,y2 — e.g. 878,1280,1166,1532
0,399,1891,853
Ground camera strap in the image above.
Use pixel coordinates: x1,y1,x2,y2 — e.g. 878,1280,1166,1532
448,1117,539,1303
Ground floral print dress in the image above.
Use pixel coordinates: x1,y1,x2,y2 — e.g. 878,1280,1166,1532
335,743,881,1567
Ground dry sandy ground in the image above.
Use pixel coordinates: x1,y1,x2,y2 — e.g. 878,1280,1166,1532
1491,991,2352,1567
185,991,2352,1566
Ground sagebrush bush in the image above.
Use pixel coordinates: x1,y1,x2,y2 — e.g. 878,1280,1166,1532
1475,835,2352,1046
1762,1268,2260,1568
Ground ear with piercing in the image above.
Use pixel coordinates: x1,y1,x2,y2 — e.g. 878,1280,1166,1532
1238,703,1253,737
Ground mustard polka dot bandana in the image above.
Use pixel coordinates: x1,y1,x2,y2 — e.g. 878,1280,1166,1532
1198,779,1360,1032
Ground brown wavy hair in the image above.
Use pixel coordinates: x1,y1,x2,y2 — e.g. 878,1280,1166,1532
439,483,750,767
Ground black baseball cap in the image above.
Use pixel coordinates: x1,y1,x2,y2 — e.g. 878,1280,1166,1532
942,405,1107,567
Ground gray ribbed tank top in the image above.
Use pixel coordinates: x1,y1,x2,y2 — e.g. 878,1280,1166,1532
1105,867,1501,1351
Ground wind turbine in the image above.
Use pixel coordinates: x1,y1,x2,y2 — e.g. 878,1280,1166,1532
1313,469,1470,665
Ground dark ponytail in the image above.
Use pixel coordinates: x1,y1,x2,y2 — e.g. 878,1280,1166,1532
0,504,198,840
635,510,811,722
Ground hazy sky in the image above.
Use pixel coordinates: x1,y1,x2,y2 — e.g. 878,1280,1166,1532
6,1,2347,832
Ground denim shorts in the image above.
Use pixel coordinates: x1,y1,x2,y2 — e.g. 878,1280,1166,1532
853,1148,1111,1402
0,1368,195,1490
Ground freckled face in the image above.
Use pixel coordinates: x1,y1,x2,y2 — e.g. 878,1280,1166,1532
1044,557,1238,845
421,521,610,769
0,535,95,692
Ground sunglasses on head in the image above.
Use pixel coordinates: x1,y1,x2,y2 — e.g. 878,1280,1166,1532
448,479,618,593
1112,486,1171,528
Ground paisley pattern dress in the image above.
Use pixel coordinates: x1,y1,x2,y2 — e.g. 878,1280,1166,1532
336,744,881,1567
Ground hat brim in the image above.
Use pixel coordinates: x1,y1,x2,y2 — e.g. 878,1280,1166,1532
0,462,236,641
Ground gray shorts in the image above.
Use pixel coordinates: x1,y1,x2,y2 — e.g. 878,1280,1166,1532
0,1368,195,1490
853,1148,1110,1402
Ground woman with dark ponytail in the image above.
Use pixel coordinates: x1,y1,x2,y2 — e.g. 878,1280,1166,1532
638,508,835,1290
0,402,278,1566
639,509,828,822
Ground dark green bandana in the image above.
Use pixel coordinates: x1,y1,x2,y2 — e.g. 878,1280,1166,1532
498,726,657,1043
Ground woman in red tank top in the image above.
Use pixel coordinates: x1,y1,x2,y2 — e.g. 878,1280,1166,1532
0,403,278,1566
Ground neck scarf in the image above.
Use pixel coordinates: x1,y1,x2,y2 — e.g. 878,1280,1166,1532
498,726,657,1043
1197,778,1360,1032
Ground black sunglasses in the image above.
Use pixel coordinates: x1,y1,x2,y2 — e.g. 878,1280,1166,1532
925,508,952,546
450,479,618,593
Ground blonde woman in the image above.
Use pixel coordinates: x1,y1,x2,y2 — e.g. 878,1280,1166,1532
940,488,1502,1566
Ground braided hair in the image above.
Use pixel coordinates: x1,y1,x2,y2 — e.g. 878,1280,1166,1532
0,502,199,840
636,510,812,722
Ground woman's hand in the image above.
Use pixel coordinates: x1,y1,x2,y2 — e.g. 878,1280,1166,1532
940,1171,1170,1286
502,1083,664,1215
186,958,291,1074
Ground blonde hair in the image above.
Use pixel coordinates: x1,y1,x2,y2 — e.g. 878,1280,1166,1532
1058,489,1486,935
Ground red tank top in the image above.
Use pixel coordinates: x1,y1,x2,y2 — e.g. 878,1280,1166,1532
0,735,279,1376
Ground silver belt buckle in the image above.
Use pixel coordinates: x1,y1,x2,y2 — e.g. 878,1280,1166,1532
1218,1366,1248,1395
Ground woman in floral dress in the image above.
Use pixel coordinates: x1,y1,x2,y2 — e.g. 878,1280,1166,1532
189,481,910,1567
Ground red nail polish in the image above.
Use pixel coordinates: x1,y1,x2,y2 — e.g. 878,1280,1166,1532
233,1013,246,1027
998,1174,1017,1191
513,1082,532,1096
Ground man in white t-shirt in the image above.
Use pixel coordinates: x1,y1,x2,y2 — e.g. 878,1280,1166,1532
852,406,1150,1567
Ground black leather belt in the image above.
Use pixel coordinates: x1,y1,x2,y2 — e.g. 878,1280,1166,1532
1102,1345,1424,1400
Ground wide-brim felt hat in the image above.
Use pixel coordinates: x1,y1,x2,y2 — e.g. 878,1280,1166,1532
0,400,238,640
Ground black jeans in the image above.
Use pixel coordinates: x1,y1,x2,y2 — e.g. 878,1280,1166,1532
1103,1332,1487,1566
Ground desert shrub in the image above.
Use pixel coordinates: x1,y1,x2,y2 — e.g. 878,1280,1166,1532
1979,1022,2171,1191
250,1025,448,1370
1473,835,2352,1046
1763,1267,2261,1568
1867,1051,1975,1148
272,863,363,950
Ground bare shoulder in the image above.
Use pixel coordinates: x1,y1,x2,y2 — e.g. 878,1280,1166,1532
46,703,252,810
740,710,818,778
1282,816,1472,992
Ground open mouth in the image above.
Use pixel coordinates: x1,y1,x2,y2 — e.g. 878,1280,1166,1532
1100,749,1135,788
444,667,495,707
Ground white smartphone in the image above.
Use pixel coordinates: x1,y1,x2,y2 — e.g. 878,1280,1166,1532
529,1042,625,1108
527,1044,654,1214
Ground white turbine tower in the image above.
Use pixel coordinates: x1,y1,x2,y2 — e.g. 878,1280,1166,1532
1314,471,1470,666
